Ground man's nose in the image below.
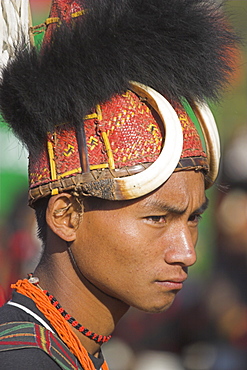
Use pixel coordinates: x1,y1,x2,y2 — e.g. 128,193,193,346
164,227,197,267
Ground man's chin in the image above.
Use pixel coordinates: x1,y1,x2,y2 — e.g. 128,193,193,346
135,297,176,314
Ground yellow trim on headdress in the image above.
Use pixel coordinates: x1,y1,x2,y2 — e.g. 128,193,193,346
84,113,98,120
101,132,115,170
45,10,86,27
47,140,59,195
84,104,103,121
95,104,103,121
57,164,110,179
90,163,109,170
95,104,115,170
71,10,86,18
46,17,60,25
58,168,82,179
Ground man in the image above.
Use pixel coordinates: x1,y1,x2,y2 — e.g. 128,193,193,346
0,0,237,369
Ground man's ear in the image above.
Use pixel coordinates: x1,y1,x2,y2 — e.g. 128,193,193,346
46,193,82,242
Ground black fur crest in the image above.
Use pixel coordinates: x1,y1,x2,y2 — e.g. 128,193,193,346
0,0,238,155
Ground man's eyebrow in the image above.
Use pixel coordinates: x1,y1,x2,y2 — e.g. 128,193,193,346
193,197,209,214
141,199,188,215
140,197,209,215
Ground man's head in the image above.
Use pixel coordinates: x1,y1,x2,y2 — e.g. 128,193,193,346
43,170,206,313
0,0,238,311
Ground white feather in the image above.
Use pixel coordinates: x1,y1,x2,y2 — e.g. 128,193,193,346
0,0,31,73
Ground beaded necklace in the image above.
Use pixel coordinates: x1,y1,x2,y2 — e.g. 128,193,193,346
43,289,112,344
11,274,110,370
27,273,111,344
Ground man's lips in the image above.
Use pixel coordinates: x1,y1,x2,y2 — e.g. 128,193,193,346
155,276,187,290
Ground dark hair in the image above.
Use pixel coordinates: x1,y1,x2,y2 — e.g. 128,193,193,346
33,196,50,245
0,0,238,156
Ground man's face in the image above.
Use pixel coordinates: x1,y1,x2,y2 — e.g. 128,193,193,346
73,171,207,313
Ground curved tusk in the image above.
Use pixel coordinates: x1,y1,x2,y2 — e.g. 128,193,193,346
113,81,184,199
192,101,220,188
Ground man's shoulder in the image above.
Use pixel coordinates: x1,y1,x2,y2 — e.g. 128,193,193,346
0,321,62,369
0,291,45,325
0,344,62,370
0,321,82,370
0,292,103,370
0,300,29,325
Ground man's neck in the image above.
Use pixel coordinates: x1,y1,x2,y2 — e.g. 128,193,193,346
34,245,129,355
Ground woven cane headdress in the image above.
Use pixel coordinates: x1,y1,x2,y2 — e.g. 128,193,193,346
0,0,238,205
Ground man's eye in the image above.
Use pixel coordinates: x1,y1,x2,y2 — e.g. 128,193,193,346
145,216,166,224
188,214,202,224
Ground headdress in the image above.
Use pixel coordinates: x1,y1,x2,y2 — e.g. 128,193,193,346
0,0,238,205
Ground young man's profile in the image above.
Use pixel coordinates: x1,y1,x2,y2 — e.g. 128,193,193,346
0,0,238,369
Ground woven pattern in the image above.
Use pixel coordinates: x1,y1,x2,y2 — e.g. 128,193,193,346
0,321,82,370
29,90,163,188
48,0,82,20
29,89,207,196
86,90,163,168
175,103,207,158
44,0,83,44
29,149,51,187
